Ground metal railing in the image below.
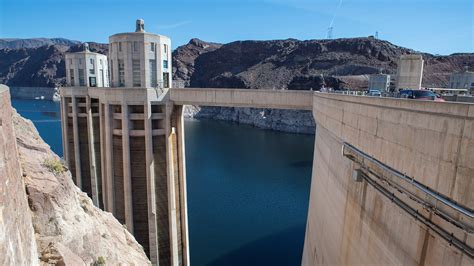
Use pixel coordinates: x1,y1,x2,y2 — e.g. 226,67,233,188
342,142,473,258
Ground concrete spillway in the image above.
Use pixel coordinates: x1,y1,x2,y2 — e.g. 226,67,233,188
59,86,473,265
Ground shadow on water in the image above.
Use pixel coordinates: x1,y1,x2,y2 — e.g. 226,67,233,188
289,160,313,168
207,225,306,266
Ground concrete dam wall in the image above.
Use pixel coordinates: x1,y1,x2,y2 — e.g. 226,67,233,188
0,85,38,265
303,93,473,265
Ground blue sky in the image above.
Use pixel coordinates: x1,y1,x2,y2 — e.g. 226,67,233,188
0,0,472,55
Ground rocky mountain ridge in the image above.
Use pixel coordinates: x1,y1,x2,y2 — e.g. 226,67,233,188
0,38,81,49
178,37,473,90
1,37,472,89
174,37,473,133
1,37,473,133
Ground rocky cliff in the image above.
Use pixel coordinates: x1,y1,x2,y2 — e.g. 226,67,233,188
0,86,150,264
176,37,474,90
0,86,38,266
172,38,222,87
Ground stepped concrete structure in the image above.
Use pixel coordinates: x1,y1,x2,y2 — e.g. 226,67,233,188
60,21,473,265
449,68,474,94
368,74,391,92
396,54,424,90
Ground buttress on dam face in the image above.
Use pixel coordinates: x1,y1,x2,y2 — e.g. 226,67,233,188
60,20,473,265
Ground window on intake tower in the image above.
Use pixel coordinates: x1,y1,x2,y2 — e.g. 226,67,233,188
78,69,85,86
69,69,75,86
151,42,155,52
118,60,125,87
132,60,141,87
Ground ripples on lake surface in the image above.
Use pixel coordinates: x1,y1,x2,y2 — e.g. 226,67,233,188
13,99,314,266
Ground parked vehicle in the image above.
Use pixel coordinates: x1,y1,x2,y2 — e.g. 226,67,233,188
399,89,445,102
367,89,382,97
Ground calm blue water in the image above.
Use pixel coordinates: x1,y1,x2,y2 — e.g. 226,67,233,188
12,99,314,266
12,99,63,157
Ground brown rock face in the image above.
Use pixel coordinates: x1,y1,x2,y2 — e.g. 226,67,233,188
13,111,150,265
172,38,222,86
1,37,472,89
0,87,38,265
184,37,474,90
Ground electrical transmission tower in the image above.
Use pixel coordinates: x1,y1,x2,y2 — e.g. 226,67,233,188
327,27,333,39
375,31,379,39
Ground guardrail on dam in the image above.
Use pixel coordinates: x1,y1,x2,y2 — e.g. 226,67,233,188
59,86,473,265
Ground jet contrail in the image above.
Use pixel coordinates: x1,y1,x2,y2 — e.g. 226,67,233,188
329,0,343,28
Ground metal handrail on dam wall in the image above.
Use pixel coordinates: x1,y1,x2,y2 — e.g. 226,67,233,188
343,142,473,258
303,92,473,265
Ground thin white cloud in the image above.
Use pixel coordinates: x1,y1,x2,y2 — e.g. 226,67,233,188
157,21,192,30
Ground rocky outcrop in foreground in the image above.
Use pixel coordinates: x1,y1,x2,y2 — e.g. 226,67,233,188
13,111,150,265
0,86,38,265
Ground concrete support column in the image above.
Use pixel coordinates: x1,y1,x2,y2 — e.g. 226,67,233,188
87,96,99,206
104,103,115,213
165,103,180,265
60,96,70,166
121,103,134,233
99,102,107,209
71,96,82,188
174,105,190,266
145,102,159,264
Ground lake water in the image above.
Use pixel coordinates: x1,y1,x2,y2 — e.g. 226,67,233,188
12,99,314,266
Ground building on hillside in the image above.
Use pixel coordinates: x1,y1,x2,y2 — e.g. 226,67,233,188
368,74,391,92
108,19,172,88
395,54,424,90
449,68,474,94
65,43,109,87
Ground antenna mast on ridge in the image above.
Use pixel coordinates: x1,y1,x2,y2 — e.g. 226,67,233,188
327,27,333,39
